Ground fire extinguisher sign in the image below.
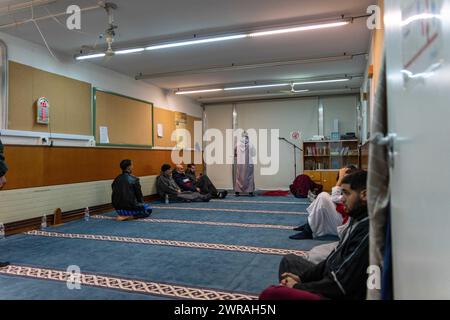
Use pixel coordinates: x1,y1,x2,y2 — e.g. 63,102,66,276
37,97,50,125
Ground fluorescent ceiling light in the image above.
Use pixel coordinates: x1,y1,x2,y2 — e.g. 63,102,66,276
224,83,290,91
75,20,348,60
249,21,349,37
293,79,350,85
176,89,224,95
291,89,310,93
146,35,247,51
76,53,105,60
115,48,145,54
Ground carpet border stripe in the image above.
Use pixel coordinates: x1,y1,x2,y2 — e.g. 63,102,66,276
24,230,306,257
93,215,295,230
210,200,310,205
152,206,307,216
0,264,258,300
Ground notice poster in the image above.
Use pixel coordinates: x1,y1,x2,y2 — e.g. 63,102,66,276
99,126,110,144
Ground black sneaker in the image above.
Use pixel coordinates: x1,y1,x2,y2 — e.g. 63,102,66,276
235,192,240,197
249,192,255,197
219,190,228,199
0,262,10,268
293,224,307,231
289,232,313,240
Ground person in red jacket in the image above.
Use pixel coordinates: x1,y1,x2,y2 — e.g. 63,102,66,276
290,165,358,240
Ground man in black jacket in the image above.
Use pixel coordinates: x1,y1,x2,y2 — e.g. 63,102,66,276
172,164,200,192
185,164,227,199
112,159,152,221
156,164,210,203
260,171,369,300
0,140,10,268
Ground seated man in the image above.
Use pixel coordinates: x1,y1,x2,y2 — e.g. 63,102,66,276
172,164,200,192
111,159,152,221
156,164,211,203
0,140,10,268
260,171,369,300
290,174,323,199
290,165,358,240
280,221,349,279
185,164,227,199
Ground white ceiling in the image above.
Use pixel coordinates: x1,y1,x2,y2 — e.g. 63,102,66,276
0,0,374,102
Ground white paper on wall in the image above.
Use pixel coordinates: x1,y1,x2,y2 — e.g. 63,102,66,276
99,126,109,144
157,123,164,138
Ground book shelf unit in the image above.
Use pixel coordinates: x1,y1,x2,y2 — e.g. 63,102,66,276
303,140,360,170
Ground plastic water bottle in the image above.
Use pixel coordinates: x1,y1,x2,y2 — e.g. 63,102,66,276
84,207,90,222
165,194,169,204
0,223,5,239
41,214,47,230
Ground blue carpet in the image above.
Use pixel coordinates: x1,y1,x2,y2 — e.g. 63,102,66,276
0,274,164,300
0,196,336,299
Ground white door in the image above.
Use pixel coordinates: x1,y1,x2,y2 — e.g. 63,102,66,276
385,0,450,299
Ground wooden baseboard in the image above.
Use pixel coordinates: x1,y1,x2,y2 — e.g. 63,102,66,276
3,194,160,236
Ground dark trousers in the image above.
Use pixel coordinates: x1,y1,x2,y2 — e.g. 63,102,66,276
278,254,316,282
133,209,152,219
260,286,322,300
196,175,219,197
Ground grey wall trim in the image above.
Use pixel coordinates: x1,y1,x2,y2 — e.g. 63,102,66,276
318,96,324,136
202,104,207,175
232,103,237,190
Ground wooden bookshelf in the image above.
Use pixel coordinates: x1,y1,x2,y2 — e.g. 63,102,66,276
303,140,360,171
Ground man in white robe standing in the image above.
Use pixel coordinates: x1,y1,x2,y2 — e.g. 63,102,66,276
234,131,256,197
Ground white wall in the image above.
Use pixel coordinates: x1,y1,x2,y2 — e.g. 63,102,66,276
237,98,318,190
205,95,359,190
0,175,158,224
0,31,202,122
323,95,358,137
204,104,233,189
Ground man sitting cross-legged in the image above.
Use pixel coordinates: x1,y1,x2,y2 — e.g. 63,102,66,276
260,171,369,300
112,159,152,221
156,164,210,203
290,165,358,240
185,164,228,199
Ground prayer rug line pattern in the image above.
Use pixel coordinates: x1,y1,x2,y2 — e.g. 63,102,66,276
210,199,310,205
24,230,307,257
0,264,258,300
93,215,295,230
152,206,307,216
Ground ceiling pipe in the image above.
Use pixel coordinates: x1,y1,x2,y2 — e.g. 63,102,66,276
0,4,102,30
0,0,57,15
199,88,361,105
171,73,364,93
135,53,367,80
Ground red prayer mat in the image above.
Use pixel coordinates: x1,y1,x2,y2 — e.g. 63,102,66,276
261,190,290,197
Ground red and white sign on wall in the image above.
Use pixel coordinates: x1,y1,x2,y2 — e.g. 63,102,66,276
36,97,50,125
